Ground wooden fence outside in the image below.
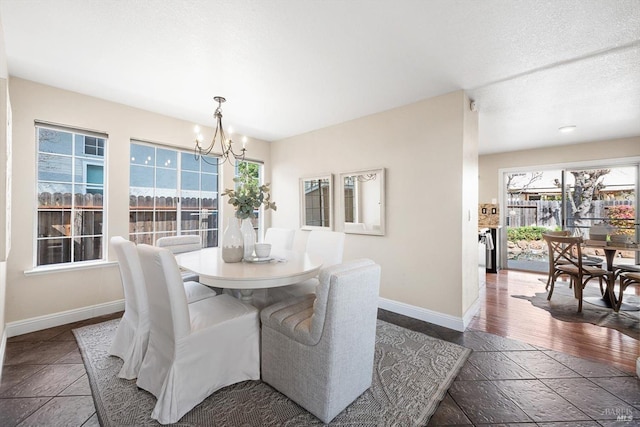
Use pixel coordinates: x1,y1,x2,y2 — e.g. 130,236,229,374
36,192,219,265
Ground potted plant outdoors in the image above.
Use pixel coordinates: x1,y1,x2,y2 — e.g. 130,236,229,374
221,168,277,261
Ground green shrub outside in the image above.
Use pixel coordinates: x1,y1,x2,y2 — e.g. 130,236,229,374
507,226,556,242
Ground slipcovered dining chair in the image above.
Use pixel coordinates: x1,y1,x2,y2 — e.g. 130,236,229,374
156,234,202,282
261,259,381,424
108,236,150,380
263,227,295,254
108,237,217,380
542,234,611,312
136,244,260,425
269,229,345,300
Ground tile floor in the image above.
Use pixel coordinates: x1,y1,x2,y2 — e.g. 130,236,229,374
0,309,638,426
378,310,640,426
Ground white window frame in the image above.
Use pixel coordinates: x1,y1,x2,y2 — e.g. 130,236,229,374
33,122,108,268
128,140,220,246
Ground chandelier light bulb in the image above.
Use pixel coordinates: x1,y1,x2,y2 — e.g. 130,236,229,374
558,125,576,133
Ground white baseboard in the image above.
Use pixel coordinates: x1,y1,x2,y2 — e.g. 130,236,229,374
379,297,473,332
6,300,124,338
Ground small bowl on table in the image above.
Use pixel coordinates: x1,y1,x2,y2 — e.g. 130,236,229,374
254,243,272,258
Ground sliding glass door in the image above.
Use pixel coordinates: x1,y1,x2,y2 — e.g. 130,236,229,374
504,163,638,272
563,166,637,268
505,170,562,272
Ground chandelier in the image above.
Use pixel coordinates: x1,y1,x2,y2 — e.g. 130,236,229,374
194,96,247,166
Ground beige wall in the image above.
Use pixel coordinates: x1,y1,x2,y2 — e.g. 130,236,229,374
270,90,479,320
6,78,270,324
0,79,8,348
5,79,480,329
479,137,640,204
1,13,9,359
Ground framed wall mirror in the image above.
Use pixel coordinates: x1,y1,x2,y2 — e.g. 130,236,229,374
339,168,385,235
300,174,333,230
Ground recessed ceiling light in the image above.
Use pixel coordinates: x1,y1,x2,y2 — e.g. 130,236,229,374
558,125,576,133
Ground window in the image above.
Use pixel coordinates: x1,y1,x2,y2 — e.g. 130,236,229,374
83,137,104,156
129,141,219,246
236,161,263,236
36,124,107,266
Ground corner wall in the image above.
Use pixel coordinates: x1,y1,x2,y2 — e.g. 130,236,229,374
270,90,479,327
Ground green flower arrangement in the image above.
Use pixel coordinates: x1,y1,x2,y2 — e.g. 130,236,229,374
222,168,277,220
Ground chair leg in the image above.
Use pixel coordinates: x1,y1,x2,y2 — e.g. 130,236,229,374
576,276,584,313
577,283,583,313
547,273,559,300
598,277,604,296
609,279,620,313
613,278,628,313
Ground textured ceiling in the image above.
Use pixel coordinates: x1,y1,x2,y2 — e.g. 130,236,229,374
0,0,639,154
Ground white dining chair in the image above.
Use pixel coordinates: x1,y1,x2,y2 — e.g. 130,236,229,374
306,229,345,267
263,227,295,255
156,234,202,282
108,236,150,380
269,230,345,301
109,236,217,380
136,244,260,424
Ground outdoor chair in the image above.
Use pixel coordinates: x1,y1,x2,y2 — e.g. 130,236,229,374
542,234,611,312
542,231,604,291
614,271,640,312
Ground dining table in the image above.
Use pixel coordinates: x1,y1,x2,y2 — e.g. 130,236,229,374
175,247,323,305
583,239,640,311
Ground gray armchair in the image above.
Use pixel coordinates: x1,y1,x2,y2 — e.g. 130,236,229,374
260,258,381,424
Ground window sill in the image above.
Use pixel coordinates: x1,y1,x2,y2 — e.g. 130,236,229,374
24,260,119,276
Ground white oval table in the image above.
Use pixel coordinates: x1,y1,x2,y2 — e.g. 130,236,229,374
175,247,323,304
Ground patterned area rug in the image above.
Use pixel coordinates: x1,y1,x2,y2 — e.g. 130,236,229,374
74,319,470,426
513,282,640,340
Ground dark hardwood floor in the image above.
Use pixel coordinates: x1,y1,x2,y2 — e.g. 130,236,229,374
471,269,639,373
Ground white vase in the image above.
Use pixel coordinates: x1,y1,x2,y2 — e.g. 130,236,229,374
222,217,243,263
241,218,256,260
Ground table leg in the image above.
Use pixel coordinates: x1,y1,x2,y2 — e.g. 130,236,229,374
239,289,254,303
604,248,616,272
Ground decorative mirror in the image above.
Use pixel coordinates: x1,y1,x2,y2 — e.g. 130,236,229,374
339,168,385,235
300,174,333,230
